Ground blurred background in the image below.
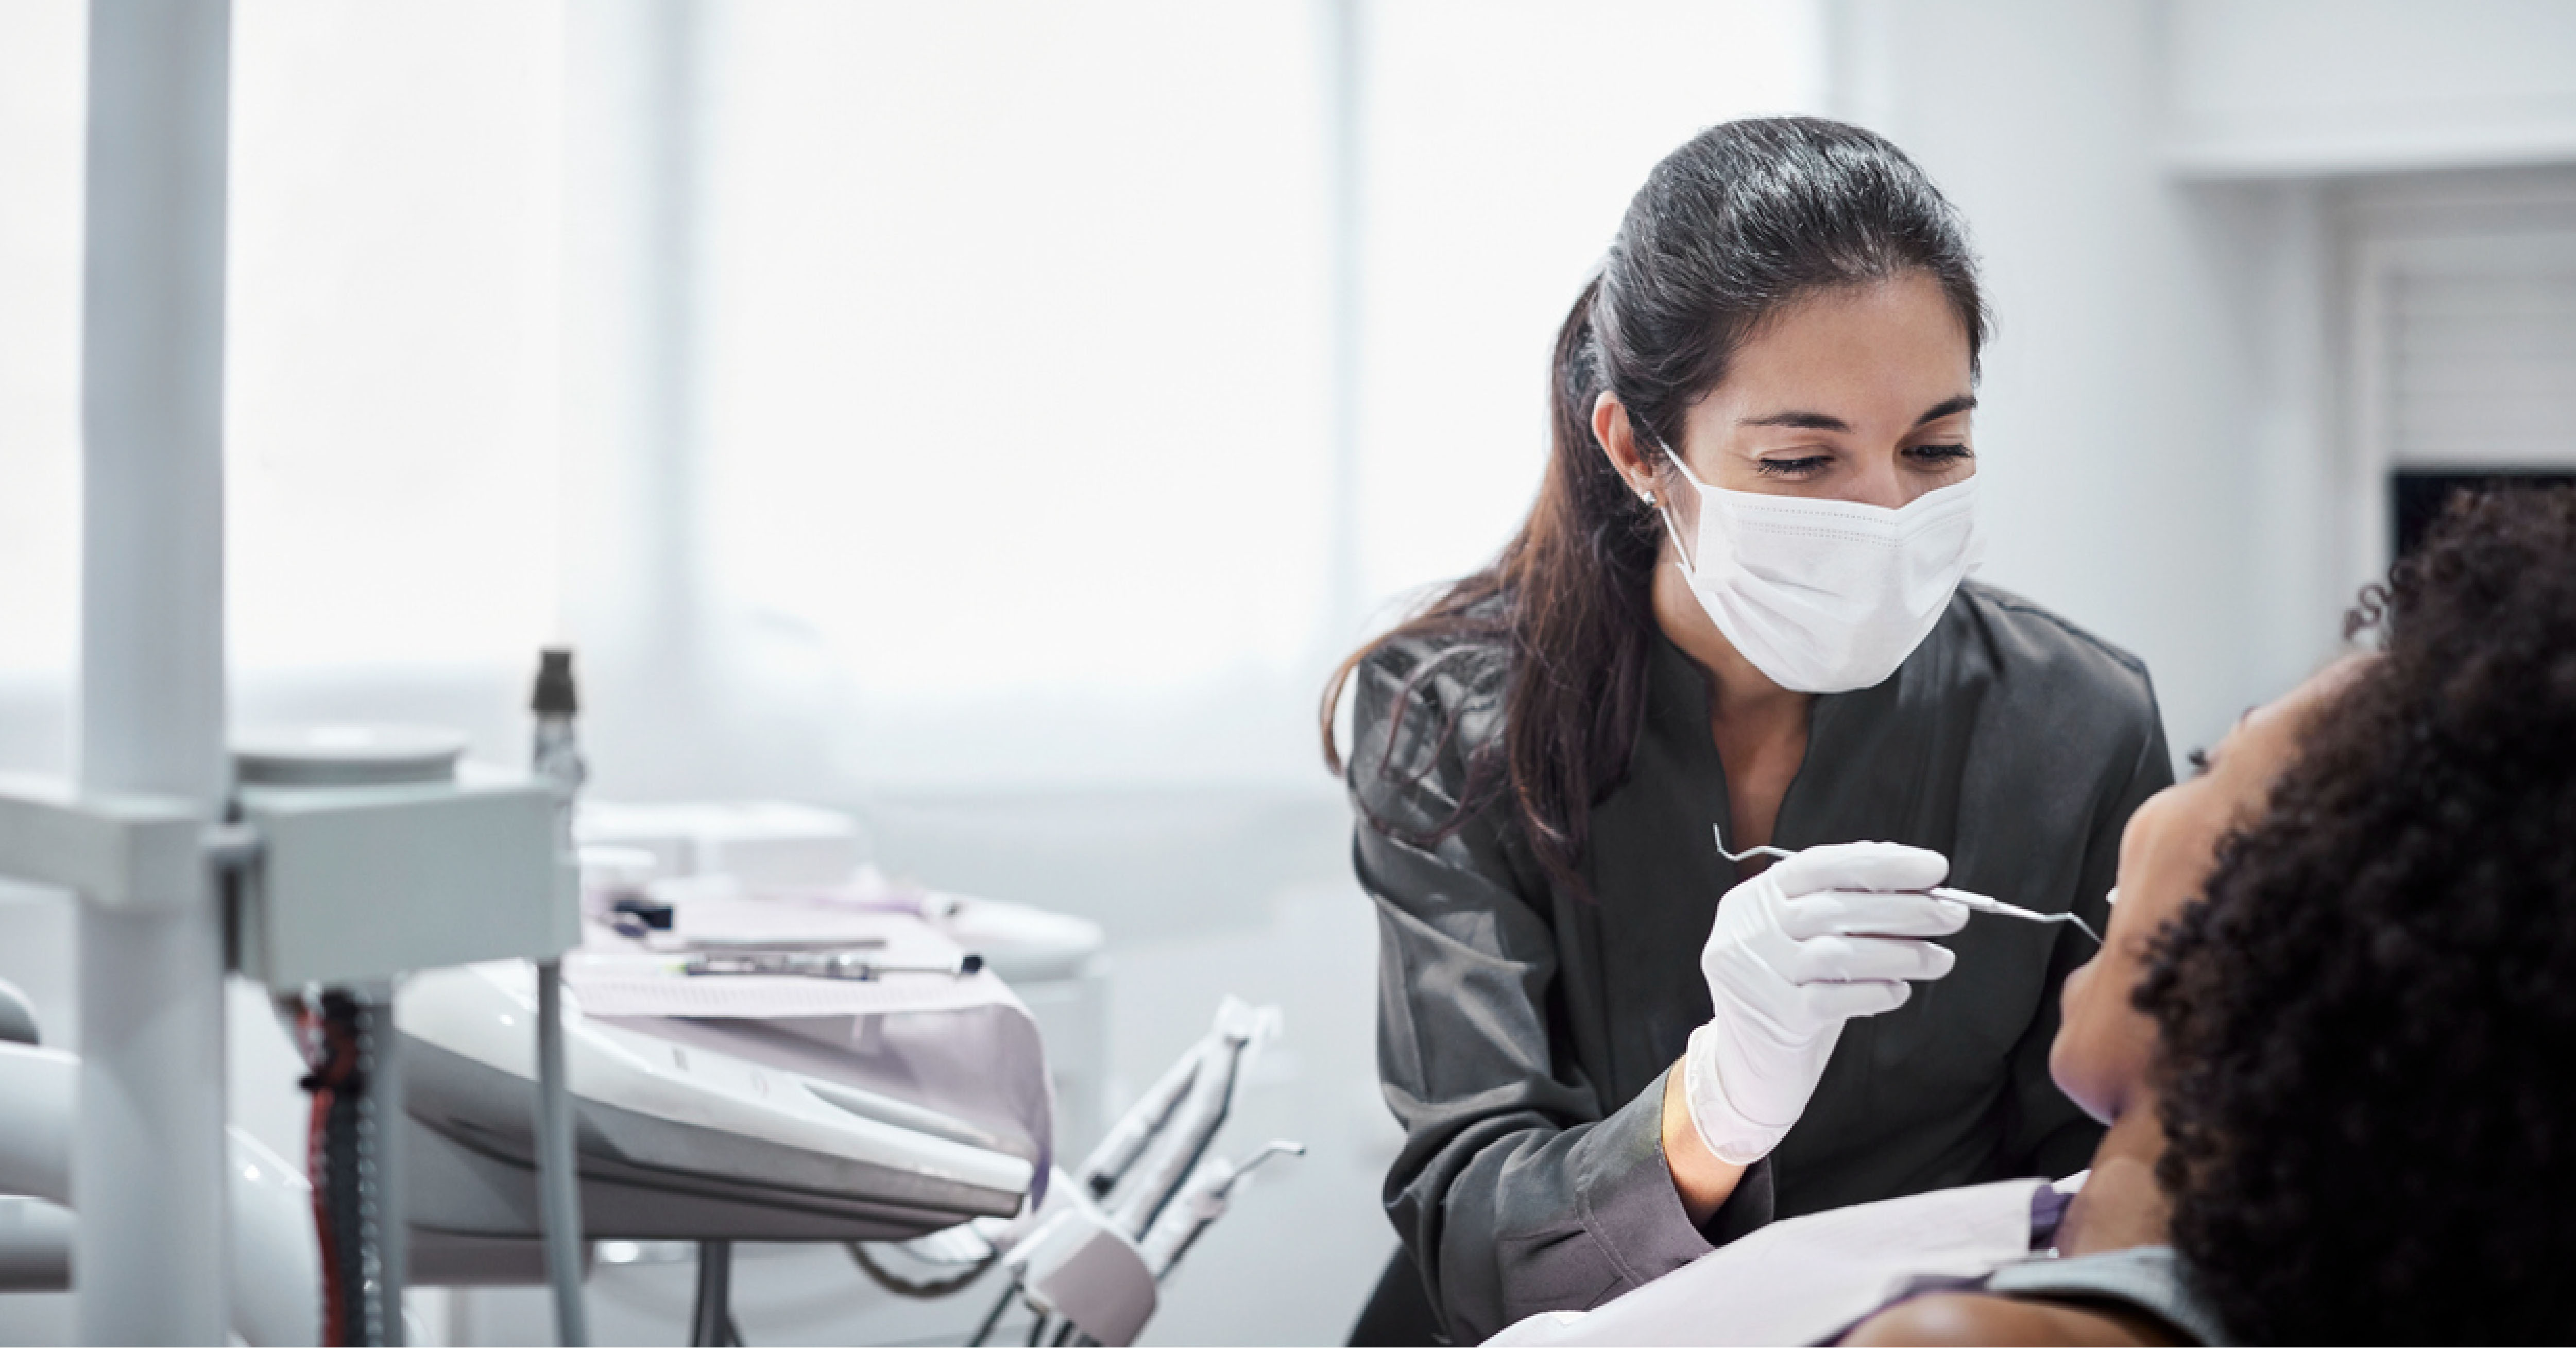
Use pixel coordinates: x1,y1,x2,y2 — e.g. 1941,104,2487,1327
3,0,2574,1342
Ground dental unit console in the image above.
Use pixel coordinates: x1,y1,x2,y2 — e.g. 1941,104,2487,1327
397,960,1035,1272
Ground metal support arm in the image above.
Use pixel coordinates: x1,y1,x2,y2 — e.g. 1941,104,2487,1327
0,774,250,912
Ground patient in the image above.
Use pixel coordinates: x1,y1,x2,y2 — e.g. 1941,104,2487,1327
1848,485,2576,1345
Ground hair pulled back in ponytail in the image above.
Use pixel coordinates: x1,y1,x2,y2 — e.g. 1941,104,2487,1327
1323,116,1988,898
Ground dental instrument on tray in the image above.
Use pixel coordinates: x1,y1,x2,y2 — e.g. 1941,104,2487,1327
1715,827,2102,945
653,933,890,953
681,949,984,980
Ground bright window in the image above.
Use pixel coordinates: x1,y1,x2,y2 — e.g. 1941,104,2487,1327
225,0,565,672
697,0,1337,788
1358,1,1824,605
0,3,85,689
698,0,1822,788
0,0,1824,791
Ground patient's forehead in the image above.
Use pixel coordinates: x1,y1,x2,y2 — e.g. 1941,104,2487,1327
2118,657,2368,932
2222,655,2369,768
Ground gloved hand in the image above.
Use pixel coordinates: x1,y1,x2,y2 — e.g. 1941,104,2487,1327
1683,841,1968,1165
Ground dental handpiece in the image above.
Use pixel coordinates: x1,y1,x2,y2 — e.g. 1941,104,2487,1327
1713,826,2102,945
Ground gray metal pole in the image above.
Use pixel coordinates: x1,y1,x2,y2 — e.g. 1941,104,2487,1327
74,1,234,1341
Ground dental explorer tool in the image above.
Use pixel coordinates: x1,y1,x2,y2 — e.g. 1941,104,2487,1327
1713,825,2102,945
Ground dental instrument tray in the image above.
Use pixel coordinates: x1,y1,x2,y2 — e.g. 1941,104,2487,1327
397,899,1052,1281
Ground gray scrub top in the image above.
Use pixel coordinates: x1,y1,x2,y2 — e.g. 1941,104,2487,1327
1346,581,2171,1342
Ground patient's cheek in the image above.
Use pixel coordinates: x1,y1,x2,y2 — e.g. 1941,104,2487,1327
2113,788,2167,881
2058,958,2096,1025
2048,964,2113,1123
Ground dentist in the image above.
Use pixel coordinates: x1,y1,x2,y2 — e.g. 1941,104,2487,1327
1325,117,2171,1344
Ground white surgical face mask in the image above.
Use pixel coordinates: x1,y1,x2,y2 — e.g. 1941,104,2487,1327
1656,447,1983,693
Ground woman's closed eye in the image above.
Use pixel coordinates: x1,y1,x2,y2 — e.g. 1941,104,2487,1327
1754,454,1833,479
1905,443,1973,467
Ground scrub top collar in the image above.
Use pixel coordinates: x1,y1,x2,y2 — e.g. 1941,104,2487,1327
1641,623,1917,851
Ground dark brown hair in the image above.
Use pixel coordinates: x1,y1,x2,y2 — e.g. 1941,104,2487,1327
1321,116,1987,893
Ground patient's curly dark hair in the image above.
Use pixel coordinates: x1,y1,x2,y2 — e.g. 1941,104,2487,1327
2135,485,2576,1345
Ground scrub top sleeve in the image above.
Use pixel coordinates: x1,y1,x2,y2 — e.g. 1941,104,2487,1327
1997,708,2176,1178
1361,819,1757,1341
1347,651,1761,1341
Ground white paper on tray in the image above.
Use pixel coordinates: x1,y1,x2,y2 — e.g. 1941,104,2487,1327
561,895,1056,1182
566,896,995,1019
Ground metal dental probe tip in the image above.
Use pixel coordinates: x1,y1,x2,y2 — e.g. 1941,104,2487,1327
1713,825,2101,944
1927,885,2102,945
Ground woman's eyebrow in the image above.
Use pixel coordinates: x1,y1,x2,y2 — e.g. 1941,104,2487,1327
1739,409,1849,431
1738,393,1976,432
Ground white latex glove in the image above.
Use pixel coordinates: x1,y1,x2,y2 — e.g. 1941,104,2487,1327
1684,840,1969,1165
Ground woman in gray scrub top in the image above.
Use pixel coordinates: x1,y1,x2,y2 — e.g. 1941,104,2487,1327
1324,117,2170,1345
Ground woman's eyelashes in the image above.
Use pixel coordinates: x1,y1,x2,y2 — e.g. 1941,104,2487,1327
1751,444,1971,479
1753,453,1832,478
2187,747,2212,777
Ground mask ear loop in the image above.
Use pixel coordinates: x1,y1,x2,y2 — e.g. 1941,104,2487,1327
1648,440,1702,582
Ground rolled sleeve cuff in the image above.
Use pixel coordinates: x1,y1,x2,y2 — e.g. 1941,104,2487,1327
1570,1067,1777,1294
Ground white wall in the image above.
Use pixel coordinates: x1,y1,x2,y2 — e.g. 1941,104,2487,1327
1827,0,2576,762
1831,0,2270,759
2166,0,2576,177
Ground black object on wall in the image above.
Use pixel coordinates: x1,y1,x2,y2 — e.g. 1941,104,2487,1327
2393,469,2576,561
